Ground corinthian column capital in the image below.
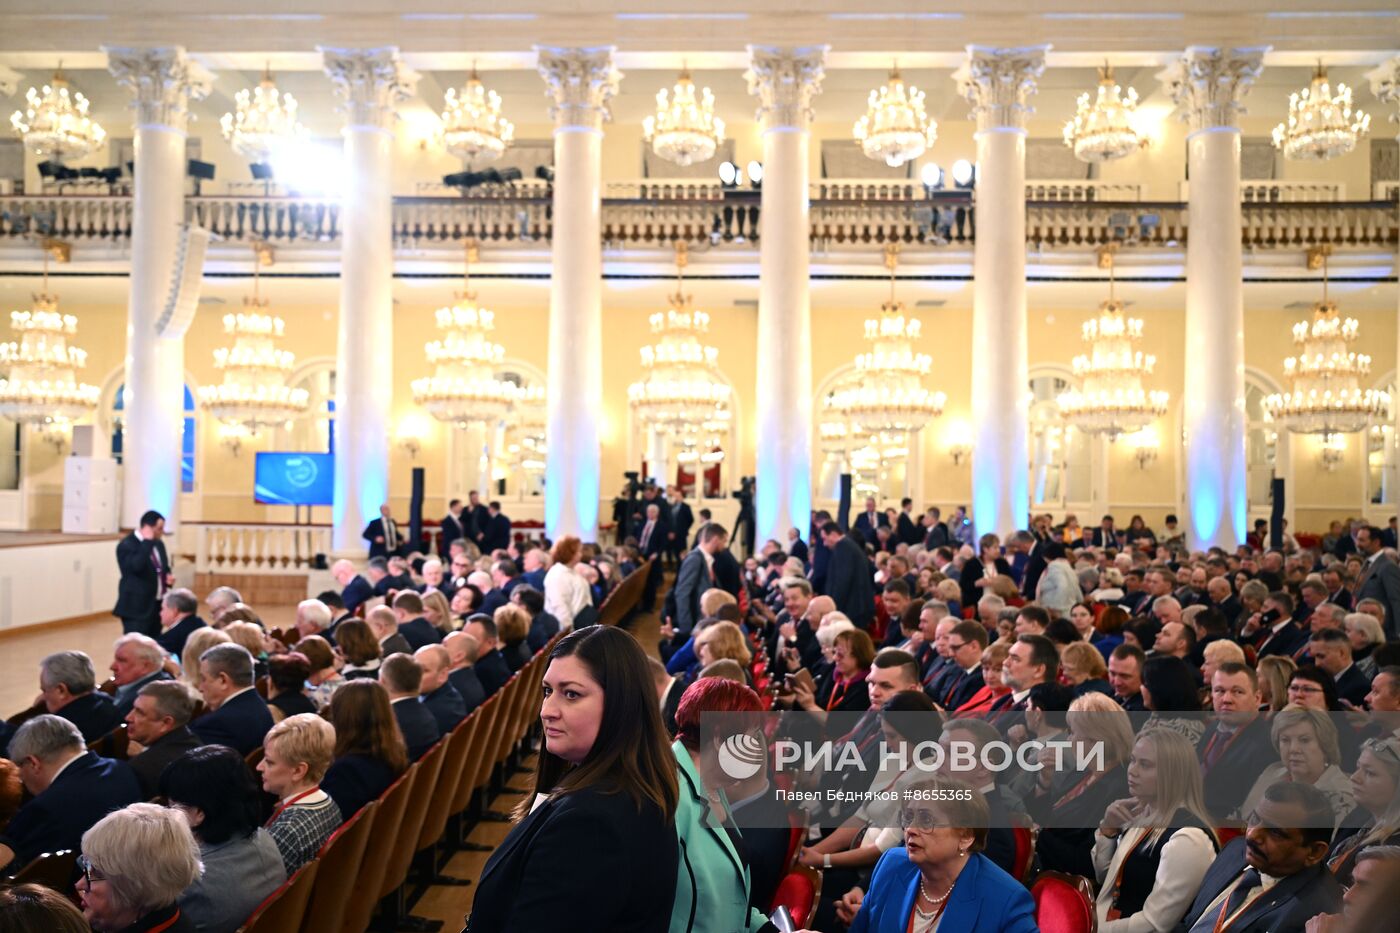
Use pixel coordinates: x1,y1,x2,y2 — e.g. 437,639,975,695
536,46,621,131
1158,46,1268,133
104,46,212,131
745,46,827,132
320,46,419,132
954,45,1049,133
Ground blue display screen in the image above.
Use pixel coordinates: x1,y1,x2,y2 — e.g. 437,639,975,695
254,452,335,506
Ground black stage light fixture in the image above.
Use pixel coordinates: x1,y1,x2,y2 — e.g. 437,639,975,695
535,165,555,183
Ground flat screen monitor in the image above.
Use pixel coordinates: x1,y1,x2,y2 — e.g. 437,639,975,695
254,452,334,506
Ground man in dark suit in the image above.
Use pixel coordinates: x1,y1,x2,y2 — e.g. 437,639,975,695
465,614,513,699
0,715,143,875
895,498,922,547
1108,644,1148,712
190,643,274,756
415,644,467,734
1175,782,1342,933
480,501,513,553
1198,663,1276,824
362,503,403,559
442,631,488,715
666,487,694,568
1307,629,1371,707
1019,515,1052,599
439,498,466,557
672,523,730,639
1355,524,1400,639
1088,514,1123,549
368,605,414,658
391,591,443,652
821,520,875,629
923,506,951,550
852,496,888,543
479,558,522,617
786,526,809,564
124,680,204,797
633,502,669,612
113,509,170,637
331,559,374,614
1246,592,1310,660
380,653,441,760
153,588,206,658
464,490,490,547
1321,567,1352,612
929,620,988,710
38,650,123,743
513,585,560,653
108,633,173,717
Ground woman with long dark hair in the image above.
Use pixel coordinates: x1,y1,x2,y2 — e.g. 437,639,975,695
320,680,409,820
464,626,679,933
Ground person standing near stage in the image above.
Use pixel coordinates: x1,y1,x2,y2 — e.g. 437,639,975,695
113,510,171,638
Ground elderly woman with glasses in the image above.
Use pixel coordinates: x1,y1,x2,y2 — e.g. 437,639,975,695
76,803,203,932
1235,704,1355,831
1329,735,1400,884
823,779,1036,933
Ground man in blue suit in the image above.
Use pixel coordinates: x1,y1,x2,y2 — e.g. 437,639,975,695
380,653,441,760
154,588,207,657
852,496,888,544
362,503,404,559
38,650,124,743
391,591,443,651
0,715,143,874
415,644,467,734
480,501,513,553
332,558,374,614
191,643,274,756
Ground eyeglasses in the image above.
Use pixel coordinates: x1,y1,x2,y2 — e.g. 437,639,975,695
76,854,107,888
1362,736,1400,764
947,641,969,652
900,808,952,831
1287,683,1324,695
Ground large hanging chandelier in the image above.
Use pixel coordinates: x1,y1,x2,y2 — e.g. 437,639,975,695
643,69,725,167
629,243,731,432
412,241,522,427
0,248,99,425
1273,63,1371,161
220,65,306,163
1063,63,1144,163
1057,252,1169,435
827,245,945,433
1264,250,1389,434
9,67,106,162
853,66,936,168
440,68,515,163
197,248,309,432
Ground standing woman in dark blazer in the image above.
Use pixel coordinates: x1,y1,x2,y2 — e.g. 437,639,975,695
464,626,680,933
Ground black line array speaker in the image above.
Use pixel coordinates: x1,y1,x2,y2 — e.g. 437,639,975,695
410,468,425,553
1270,477,1285,550
837,473,853,532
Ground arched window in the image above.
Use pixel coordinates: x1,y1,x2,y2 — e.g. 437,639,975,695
1028,372,1092,509
812,366,919,504
280,363,336,453
111,383,197,493
1243,377,1278,510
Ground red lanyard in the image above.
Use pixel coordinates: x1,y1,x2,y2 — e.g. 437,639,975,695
146,910,182,933
268,786,320,824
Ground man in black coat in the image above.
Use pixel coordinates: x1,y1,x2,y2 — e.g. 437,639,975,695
1174,783,1342,933
362,503,404,559
439,498,466,557
443,631,488,716
38,650,123,743
113,509,170,637
852,496,888,543
109,633,173,717
190,644,274,756
392,591,443,652
666,487,694,568
381,653,441,760
480,501,513,553
1198,663,1276,824
633,502,670,612
895,498,922,547
465,615,513,699
154,588,207,658
820,521,875,629
124,680,204,797
1355,524,1400,639
415,645,467,734
0,715,142,875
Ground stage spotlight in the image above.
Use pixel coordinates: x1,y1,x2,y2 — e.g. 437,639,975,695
951,159,975,188
443,167,524,189
718,160,738,187
920,162,944,190
534,165,555,183
746,160,763,186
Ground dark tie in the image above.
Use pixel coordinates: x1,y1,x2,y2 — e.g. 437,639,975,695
641,522,653,551
942,670,966,708
1203,869,1260,933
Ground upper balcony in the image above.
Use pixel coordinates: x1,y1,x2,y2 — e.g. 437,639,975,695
0,178,1395,260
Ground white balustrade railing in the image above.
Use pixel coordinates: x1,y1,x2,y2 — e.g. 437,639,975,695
1179,180,1346,202
0,194,134,241
192,523,332,575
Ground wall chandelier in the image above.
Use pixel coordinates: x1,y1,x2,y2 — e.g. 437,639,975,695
1273,63,1370,161
1063,63,1145,163
9,66,106,162
220,65,307,163
440,68,515,163
853,66,936,168
643,68,725,167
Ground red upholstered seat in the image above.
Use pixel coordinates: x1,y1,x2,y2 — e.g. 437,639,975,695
1216,826,1244,847
1010,826,1036,882
769,870,817,928
1031,871,1096,933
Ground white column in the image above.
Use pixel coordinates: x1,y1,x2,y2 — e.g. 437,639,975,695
746,46,826,545
537,47,620,543
105,47,210,533
1161,47,1266,551
1367,57,1400,528
954,46,1047,540
321,47,418,556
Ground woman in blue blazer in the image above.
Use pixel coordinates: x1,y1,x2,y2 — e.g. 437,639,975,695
840,781,1037,933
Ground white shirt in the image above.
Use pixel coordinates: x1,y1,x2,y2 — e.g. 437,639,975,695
1092,824,1216,933
544,562,591,632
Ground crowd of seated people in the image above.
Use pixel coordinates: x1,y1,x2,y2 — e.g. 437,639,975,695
8,502,1400,933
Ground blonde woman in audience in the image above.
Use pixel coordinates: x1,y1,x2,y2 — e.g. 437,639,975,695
1093,729,1219,932
1060,641,1114,698
700,587,738,618
1257,655,1298,712
694,620,752,672
215,603,261,629
180,627,230,689
1236,704,1355,828
421,590,455,635
258,713,342,875
494,603,532,672
1200,639,1246,686
1345,612,1386,678
222,621,268,678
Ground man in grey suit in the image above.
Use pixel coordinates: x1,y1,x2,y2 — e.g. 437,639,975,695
820,520,875,630
1355,524,1400,640
672,523,730,639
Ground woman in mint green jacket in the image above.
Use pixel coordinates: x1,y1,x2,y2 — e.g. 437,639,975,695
667,678,778,933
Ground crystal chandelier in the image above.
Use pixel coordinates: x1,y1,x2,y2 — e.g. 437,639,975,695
1063,63,1144,163
827,245,945,433
220,65,306,163
643,69,725,167
1264,251,1389,434
1273,63,1371,161
9,67,106,162
0,251,99,425
412,241,522,427
853,67,936,168
197,251,309,431
1057,253,1169,435
440,68,515,163
629,244,731,432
